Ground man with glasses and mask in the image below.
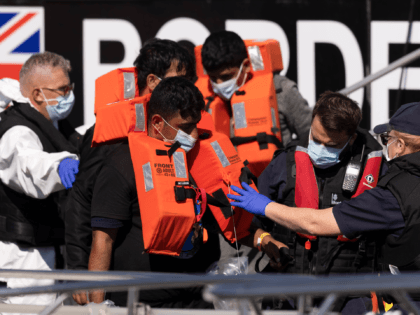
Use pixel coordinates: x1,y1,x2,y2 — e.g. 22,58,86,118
0,51,79,311
240,91,389,313
230,100,420,314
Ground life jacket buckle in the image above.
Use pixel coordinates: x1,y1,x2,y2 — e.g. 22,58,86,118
174,181,194,202
174,186,187,202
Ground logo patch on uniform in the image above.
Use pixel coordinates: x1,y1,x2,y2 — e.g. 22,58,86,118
331,193,341,205
365,174,374,184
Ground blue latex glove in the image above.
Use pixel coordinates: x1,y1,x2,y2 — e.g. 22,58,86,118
58,158,79,189
227,182,273,216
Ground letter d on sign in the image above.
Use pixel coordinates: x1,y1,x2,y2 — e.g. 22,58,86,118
83,19,141,126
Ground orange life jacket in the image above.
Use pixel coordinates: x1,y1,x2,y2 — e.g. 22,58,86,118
92,67,250,255
128,131,202,256
92,67,214,147
92,67,146,146
188,129,255,243
195,39,283,176
294,146,383,250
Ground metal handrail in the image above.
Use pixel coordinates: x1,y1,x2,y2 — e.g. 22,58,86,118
205,273,420,298
2,270,420,314
206,273,420,315
0,304,310,315
339,47,420,95
0,272,277,298
0,269,177,281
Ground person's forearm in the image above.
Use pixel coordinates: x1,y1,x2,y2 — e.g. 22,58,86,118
88,230,115,303
265,203,341,236
239,227,289,269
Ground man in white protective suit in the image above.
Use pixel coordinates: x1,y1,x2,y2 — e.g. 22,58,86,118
0,52,79,313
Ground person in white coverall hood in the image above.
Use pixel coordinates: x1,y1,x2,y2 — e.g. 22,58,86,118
0,52,79,313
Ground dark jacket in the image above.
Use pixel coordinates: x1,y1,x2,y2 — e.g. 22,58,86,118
377,150,420,272
0,102,77,246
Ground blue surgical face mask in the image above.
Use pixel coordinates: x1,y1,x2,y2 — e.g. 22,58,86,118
153,117,197,152
307,131,351,169
210,62,247,101
41,89,75,121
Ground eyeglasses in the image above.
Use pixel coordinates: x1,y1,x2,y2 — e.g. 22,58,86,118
41,83,74,96
380,134,396,146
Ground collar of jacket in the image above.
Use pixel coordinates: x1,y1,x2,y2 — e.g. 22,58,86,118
388,150,420,177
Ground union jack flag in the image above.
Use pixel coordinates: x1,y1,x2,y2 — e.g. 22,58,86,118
0,7,44,80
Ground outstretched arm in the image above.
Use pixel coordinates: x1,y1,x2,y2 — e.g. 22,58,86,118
228,183,341,237
265,202,341,236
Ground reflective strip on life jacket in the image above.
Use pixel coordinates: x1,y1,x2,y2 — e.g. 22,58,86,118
294,147,383,249
188,130,255,243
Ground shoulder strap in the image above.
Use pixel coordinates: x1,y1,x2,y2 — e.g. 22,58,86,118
294,146,319,209
280,146,298,204
204,96,214,112
230,132,283,150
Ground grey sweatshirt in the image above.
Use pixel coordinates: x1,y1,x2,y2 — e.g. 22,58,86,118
273,73,312,146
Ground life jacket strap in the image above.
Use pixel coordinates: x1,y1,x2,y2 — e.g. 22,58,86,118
322,242,346,271
174,182,232,220
231,132,283,150
205,96,215,112
174,185,196,202
173,185,209,223
208,189,233,219
239,160,258,186
155,141,181,158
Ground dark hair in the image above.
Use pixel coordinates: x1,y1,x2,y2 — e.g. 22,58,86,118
133,38,195,92
312,91,362,137
201,31,248,73
148,77,204,125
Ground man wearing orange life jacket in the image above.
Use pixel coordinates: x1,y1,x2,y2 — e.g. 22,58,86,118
87,77,287,309
66,39,198,305
201,31,312,148
234,92,389,313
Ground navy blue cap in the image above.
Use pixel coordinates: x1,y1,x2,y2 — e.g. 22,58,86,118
373,102,420,136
